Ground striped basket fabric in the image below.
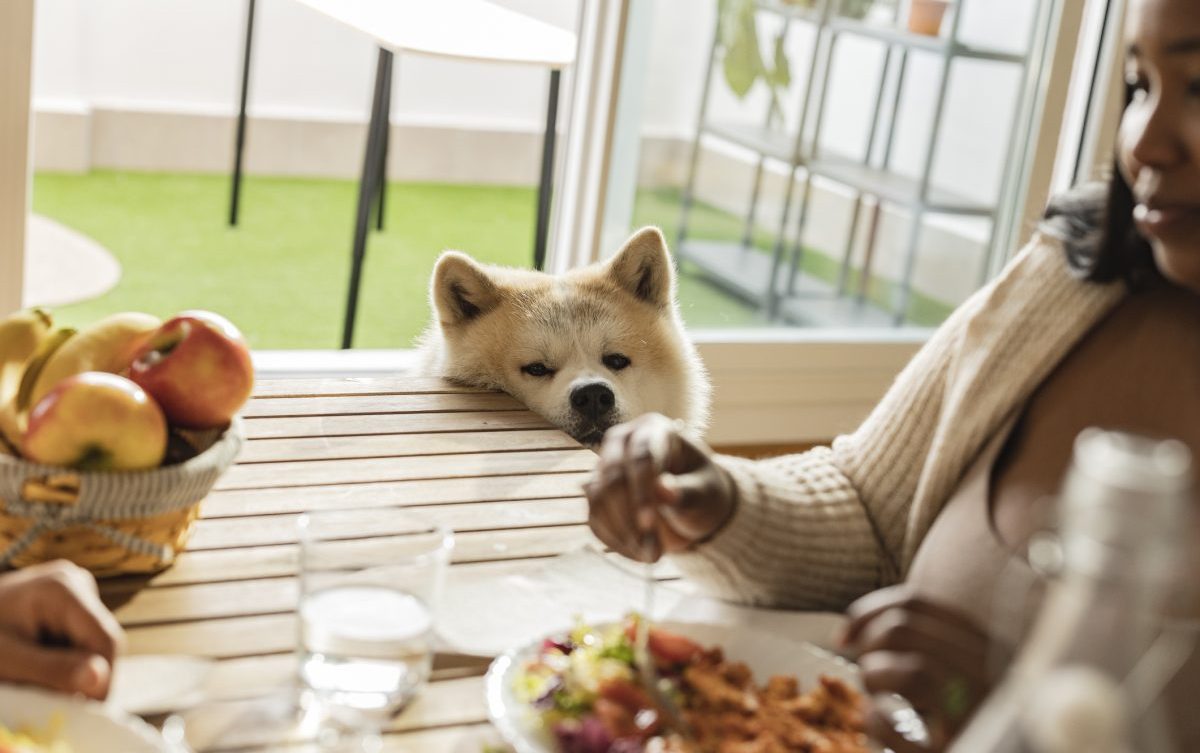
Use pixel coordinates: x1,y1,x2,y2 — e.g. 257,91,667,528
0,418,243,575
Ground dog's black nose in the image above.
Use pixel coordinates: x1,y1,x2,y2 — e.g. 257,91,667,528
570,382,615,422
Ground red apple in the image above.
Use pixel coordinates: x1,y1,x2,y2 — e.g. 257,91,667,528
23,372,168,471
129,310,254,430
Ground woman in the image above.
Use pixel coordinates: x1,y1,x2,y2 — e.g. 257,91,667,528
585,0,1200,747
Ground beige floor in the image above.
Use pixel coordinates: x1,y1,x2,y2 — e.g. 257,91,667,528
23,214,120,308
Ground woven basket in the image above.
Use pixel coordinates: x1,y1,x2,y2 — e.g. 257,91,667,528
0,418,244,576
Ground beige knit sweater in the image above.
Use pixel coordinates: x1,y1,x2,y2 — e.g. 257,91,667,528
672,232,1128,610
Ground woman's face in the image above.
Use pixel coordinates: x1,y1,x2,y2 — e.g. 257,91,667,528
1118,0,1200,292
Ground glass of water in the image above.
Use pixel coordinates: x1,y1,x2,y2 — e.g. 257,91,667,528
297,507,453,737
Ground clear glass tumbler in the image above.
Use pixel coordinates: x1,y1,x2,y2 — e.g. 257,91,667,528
297,507,453,733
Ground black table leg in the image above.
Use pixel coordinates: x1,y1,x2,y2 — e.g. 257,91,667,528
341,48,394,350
374,48,393,232
229,0,256,227
533,69,561,271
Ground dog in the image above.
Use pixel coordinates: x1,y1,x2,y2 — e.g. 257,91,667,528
417,227,710,445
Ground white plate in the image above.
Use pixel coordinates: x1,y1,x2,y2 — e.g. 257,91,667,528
485,620,864,753
0,683,170,752
108,654,214,716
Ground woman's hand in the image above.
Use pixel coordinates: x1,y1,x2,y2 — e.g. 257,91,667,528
840,585,1009,752
584,413,737,562
0,560,125,700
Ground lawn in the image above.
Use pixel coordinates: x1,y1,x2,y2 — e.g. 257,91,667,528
31,171,946,350
32,171,769,349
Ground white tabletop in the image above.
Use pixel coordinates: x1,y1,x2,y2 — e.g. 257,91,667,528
293,0,577,69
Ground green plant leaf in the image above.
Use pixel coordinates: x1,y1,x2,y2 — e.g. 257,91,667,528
721,0,764,99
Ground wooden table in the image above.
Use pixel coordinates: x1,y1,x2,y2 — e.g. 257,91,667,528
99,376,601,752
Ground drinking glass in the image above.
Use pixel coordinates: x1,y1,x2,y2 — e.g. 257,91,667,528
297,507,453,735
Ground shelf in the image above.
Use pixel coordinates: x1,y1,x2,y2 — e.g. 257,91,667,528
678,239,778,306
679,239,896,327
828,17,1027,64
778,292,896,328
809,154,994,216
704,121,807,164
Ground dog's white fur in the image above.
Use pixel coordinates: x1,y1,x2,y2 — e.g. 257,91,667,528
417,227,710,444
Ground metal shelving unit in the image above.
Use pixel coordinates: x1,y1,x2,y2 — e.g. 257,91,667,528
675,0,1057,326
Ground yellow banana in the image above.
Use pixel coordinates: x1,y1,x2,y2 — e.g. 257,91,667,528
0,324,73,453
28,312,161,408
0,308,53,406
16,327,76,413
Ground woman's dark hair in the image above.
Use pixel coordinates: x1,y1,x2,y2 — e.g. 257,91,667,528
1040,85,1159,289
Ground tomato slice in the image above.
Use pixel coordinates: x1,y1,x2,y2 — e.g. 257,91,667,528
623,622,704,666
647,629,703,665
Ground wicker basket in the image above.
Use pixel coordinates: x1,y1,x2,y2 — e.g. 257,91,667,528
0,418,243,576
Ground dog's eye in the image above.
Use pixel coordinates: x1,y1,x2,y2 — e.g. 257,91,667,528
521,362,555,377
602,353,631,372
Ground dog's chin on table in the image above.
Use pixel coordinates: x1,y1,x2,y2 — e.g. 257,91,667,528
415,226,712,444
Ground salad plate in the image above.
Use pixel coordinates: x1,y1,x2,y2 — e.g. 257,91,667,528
0,683,170,753
485,619,866,753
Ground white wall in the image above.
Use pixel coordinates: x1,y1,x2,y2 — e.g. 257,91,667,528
34,0,580,128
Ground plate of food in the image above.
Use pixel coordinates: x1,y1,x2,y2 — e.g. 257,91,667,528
0,684,170,753
485,616,878,753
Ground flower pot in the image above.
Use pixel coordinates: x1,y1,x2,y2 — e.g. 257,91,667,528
908,0,950,36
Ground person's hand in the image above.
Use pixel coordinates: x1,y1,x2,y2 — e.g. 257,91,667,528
840,585,1009,752
584,413,737,563
0,560,125,700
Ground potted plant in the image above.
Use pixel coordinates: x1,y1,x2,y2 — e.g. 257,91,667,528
907,0,952,36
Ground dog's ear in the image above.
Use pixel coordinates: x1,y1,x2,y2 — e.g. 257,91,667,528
431,251,501,326
607,227,674,308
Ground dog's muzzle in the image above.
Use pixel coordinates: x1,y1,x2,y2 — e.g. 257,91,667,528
569,382,616,444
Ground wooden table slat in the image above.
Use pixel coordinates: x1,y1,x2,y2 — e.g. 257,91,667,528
215,449,595,490
107,526,599,597
253,377,490,398
190,498,586,550
242,392,522,418
243,410,554,440
239,428,579,463
200,472,591,518
184,679,493,751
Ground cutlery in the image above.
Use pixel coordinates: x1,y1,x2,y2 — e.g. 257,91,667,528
634,534,693,740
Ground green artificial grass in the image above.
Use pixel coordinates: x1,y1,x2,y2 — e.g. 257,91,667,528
31,170,948,349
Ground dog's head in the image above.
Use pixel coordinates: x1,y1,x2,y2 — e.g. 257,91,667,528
428,227,708,445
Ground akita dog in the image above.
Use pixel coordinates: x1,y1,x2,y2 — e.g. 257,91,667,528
417,227,710,445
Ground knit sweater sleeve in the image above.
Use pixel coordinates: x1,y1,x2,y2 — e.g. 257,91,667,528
668,249,995,611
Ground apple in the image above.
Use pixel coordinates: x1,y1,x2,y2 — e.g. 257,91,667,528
23,372,168,471
129,310,254,430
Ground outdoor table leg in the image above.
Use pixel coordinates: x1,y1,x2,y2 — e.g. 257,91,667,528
228,0,257,227
533,68,561,271
375,48,392,232
341,47,394,350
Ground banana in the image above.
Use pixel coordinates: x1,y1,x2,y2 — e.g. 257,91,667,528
16,327,76,413
0,308,53,407
0,325,74,452
28,312,161,408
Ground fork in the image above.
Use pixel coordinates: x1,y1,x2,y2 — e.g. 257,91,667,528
634,534,694,740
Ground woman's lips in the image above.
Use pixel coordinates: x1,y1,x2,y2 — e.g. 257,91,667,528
1134,202,1200,238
